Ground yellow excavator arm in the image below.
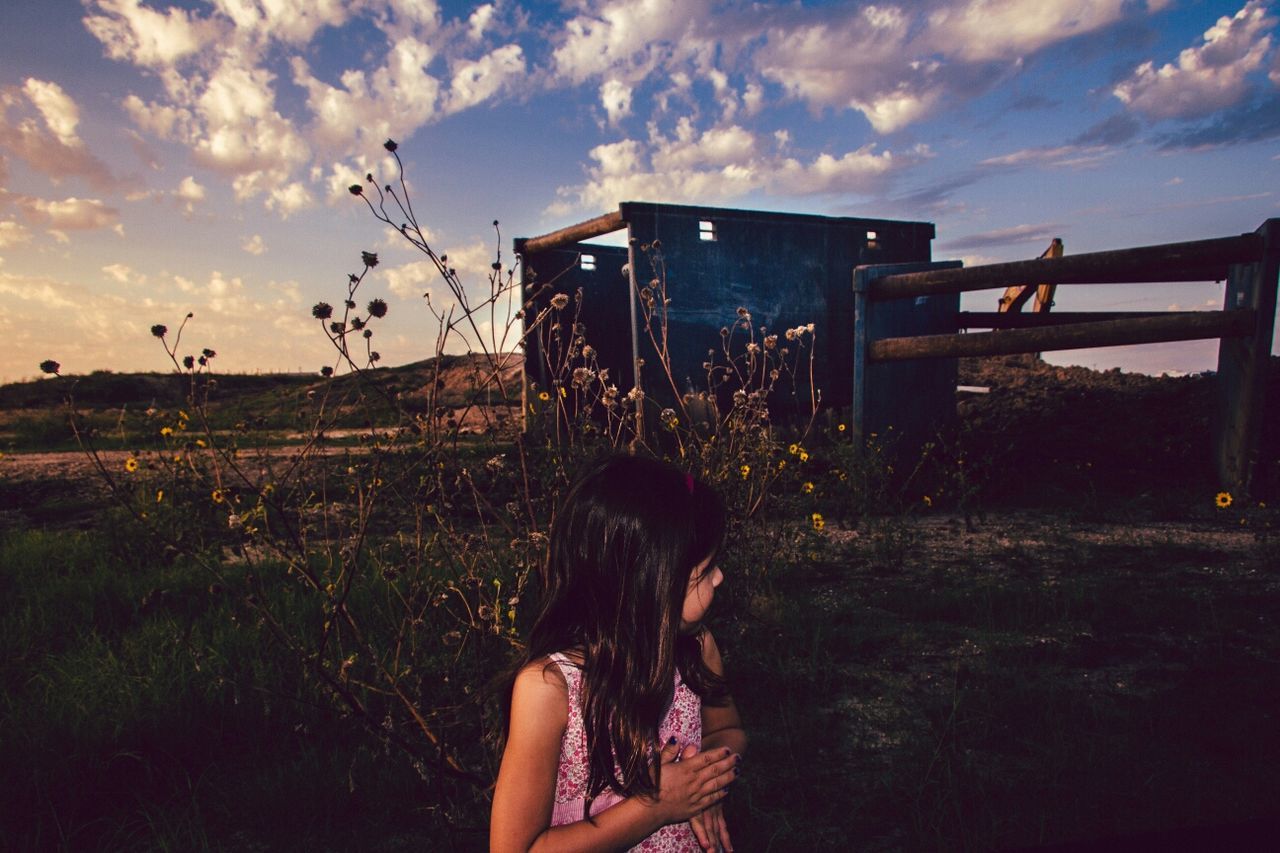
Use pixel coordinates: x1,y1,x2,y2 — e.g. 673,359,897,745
998,237,1063,313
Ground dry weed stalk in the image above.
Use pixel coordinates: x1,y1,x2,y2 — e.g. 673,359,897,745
44,140,826,818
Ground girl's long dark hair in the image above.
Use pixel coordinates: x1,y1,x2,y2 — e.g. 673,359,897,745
502,453,728,811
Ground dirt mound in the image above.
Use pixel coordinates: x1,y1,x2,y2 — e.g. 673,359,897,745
956,355,1280,503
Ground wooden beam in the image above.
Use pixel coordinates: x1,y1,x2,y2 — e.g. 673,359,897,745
518,210,625,255
1214,218,1280,495
869,310,1255,362
869,233,1263,300
959,310,1177,329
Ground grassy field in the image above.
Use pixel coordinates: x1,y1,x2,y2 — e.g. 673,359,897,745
4,491,1278,850
5,357,1279,850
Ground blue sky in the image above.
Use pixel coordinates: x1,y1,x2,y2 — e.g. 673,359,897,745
2,0,1278,383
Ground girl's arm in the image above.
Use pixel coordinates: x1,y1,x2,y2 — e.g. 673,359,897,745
690,629,746,852
699,629,747,757
491,661,738,853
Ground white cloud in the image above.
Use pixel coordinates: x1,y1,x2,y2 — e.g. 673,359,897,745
242,234,267,255
929,0,1128,63
22,78,81,147
0,220,32,249
468,3,495,41
1113,0,1276,120
550,124,923,214
753,1,1173,133
265,181,314,217
446,43,526,113
174,175,206,213
755,9,943,133
102,262,148,286
122,94,194,140
600,79,633,125
196,57,312,195
208,0,358,46
291,37,442,156
437,240,496,280
0,79,115,188
651,120,756,171
980,144,1115,169
552,0,711,85
939,223,1064,251
120,175,209,212
176,175,205,202
83,0,220,68
772,145,901,195
382,259,440,299
18,196,121,232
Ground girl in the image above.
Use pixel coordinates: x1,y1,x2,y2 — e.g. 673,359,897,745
491,454,747,852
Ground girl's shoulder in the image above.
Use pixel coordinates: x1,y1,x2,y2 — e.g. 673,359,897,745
516,648,582,694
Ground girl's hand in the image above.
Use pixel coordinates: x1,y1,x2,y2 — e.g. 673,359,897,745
690,800,732,852
682,745,735,851
651,739,738,825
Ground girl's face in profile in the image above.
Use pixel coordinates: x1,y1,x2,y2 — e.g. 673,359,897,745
680,554,724,633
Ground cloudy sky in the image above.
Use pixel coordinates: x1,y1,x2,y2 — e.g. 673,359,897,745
2,0,1278,383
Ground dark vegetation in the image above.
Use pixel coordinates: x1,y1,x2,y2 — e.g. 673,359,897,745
2,356,1278,850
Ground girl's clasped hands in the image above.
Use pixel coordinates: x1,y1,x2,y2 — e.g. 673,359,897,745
654,740,741,850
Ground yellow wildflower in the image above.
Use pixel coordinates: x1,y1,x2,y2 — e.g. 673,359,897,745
195,438,206,448
777,459,786,471
788,443,799,455
159,426,173,437
801,481,814,494
799,450,810,463
811,512,825,531
124,456,139,473
740,464,751,479
559,386,567,398
538,391,550,401
923,495,932,507
837,423,846,432
178,410,190,421
1215,491,1233,509
211,488,225,504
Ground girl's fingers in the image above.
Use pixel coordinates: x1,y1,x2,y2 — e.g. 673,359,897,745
717,817,733,851
689,812,711,849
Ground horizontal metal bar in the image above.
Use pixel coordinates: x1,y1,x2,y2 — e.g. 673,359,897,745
517,210,625,255
869,310,1256,362
868,233,1262,300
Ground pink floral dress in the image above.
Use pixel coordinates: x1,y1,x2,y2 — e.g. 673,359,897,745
547,652,703,851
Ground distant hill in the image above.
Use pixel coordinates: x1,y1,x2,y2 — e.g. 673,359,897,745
0,354,524,413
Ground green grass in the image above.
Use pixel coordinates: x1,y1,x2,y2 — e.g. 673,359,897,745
717,524,1280,850
0,529,486,851
5,504,1279,851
